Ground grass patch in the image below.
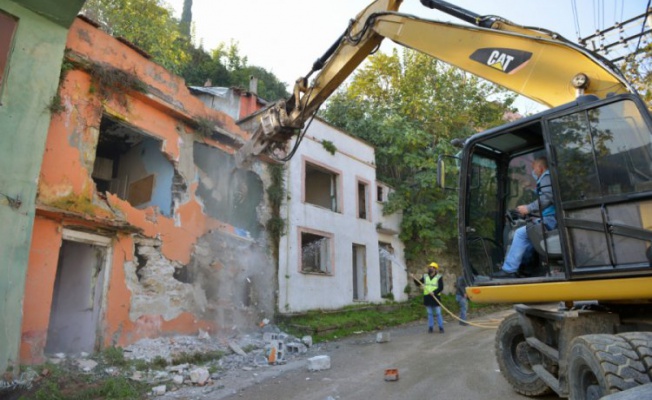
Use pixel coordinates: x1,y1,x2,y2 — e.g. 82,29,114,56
25,370,149,400
171,350,224,366
278,295,504,342
102,346,127,367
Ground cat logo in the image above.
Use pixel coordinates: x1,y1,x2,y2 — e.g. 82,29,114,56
470,48,532,74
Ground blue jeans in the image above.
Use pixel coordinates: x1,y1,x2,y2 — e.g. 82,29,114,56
456,295,467,323
426,305,443,329
503,216,557,273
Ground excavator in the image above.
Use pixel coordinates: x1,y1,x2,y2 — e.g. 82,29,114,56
235,0,652,398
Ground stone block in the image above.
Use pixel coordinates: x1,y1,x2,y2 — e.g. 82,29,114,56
287,342,308,354
307,355,331,371
376,332,391,343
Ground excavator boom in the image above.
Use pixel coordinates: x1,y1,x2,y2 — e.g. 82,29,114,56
235,0,632,166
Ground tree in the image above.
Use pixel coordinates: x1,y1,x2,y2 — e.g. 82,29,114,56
321,48,515,263
212,41,289,101
81,0,289,101
180,0,193,37
82,0,190,74
621,43,652,109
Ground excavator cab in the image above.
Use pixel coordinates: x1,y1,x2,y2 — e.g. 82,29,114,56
445,93,652,296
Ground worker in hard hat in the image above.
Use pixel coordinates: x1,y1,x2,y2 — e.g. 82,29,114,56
415,262,445,333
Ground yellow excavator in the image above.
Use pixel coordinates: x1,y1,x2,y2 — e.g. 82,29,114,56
236,1,652,398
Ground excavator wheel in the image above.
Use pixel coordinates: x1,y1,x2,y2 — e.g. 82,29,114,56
619,332,652,378
495,313,552,396
568,334,650,400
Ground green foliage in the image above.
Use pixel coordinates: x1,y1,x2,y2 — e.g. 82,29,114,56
87,63,147,107
621,43,652,109
321,48,515,263
150,356,168,370
81,0,190,74
29,367,148,400
80,1,289,101
180,45,230,87
193,116,215,138
47,94,66,114
102,346,127,367
321,139,337,155
266,164,286,259
171,350,224,365
211,42,289,101
279,295,503,343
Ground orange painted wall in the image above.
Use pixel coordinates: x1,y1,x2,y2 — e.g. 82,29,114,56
20,218,62,364
20,17,263,364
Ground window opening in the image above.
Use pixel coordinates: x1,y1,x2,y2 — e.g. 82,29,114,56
358,181,368,219
301,231,331,274
305,162,339,212
93,115,175,215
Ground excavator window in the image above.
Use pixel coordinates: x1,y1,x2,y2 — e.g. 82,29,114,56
548,97,652,273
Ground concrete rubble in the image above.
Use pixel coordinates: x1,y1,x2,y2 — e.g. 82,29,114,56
2,324,335,398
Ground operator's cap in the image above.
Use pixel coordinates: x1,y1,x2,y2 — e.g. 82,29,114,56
429,262,439,270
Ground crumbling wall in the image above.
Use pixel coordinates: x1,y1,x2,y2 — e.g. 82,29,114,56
20,17,277,364
190,230,276,333
124,237,207,321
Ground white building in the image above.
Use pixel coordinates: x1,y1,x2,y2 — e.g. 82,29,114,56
278,117,407,313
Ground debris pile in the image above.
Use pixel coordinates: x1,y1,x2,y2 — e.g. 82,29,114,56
1,324,324,398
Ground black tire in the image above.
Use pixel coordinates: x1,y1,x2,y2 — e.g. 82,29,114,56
568,334,650,400
495,313,552,396
619,332,652,379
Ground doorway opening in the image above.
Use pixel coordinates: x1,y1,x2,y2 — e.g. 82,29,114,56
352,244,367,301
45,231,112,355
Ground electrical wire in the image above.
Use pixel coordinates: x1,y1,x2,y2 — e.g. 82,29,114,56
634,0,652,54
572,0,582,40
411,273,502,329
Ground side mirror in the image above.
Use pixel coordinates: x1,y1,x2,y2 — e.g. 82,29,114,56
437,155,460,190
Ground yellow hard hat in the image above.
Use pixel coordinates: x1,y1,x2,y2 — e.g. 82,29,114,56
429,262,439,269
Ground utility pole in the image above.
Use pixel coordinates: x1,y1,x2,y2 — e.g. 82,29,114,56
578,9,651,64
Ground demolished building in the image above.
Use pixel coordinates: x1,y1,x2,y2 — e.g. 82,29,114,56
19,16,277,365
14,11,407,370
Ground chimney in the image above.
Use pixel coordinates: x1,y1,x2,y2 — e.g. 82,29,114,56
204,78,212,87
249,76,258,95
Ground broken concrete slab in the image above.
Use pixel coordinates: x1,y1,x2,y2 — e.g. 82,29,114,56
307,355,331,371
189,367,209,385
376,332,391,343
228,341,247,356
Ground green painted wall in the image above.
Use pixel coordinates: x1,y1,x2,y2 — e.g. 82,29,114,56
0,0,83,374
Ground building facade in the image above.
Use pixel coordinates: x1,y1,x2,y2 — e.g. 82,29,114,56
278,118,407,313
0,0,86,374
19,17,276,365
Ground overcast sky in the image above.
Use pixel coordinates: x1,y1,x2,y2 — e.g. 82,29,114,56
166,0,649,112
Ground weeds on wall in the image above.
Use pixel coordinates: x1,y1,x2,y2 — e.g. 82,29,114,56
46,93,66,115
321,139,337,155
87,63,147,108
193,117,216,138
265,163,286,256
46,193,97,216
45,53,76,116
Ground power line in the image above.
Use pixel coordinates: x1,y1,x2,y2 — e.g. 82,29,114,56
578,5,651,64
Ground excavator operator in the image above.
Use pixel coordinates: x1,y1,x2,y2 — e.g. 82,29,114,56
494,157,556,278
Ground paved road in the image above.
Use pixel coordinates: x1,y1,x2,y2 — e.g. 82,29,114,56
217,309,562,400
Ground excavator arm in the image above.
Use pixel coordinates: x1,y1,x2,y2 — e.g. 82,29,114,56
235,0,633,166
